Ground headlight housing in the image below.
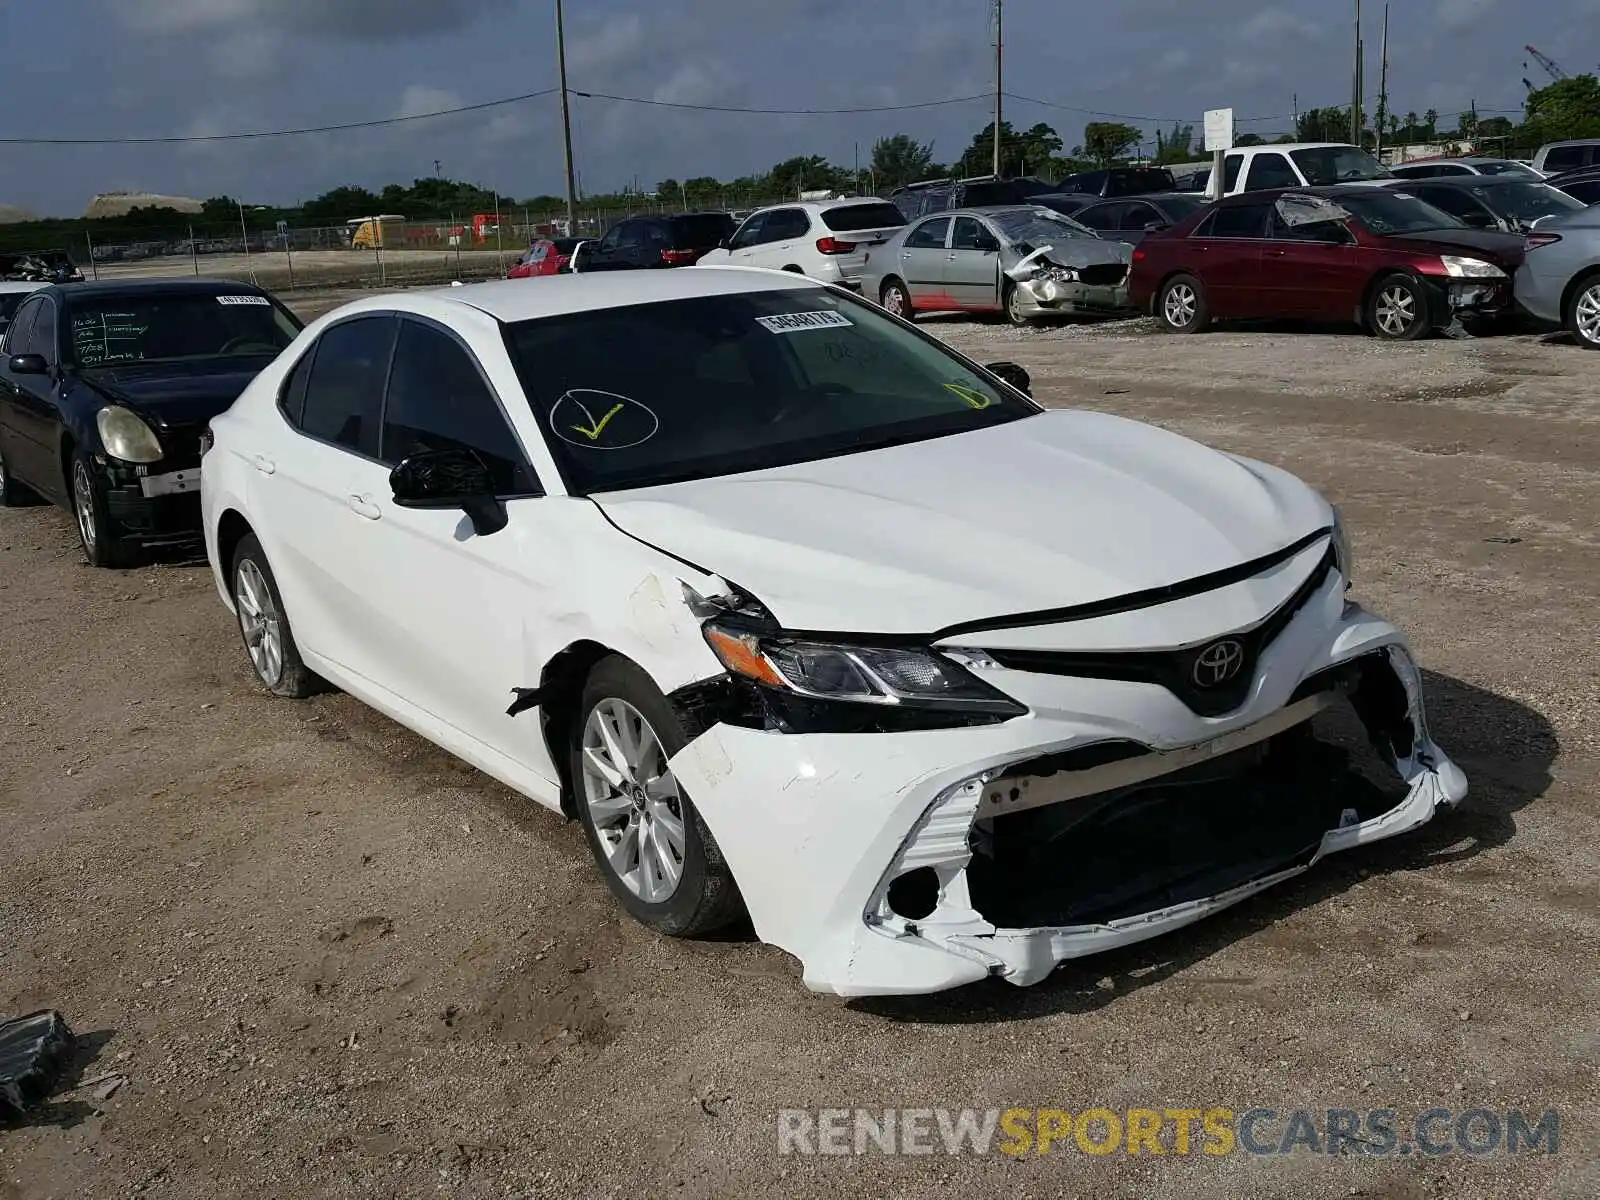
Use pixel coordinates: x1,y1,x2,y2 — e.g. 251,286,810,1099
1034,264,1079,283
702,620,1025,725
1331,504,1354,589
1439,255,1506,279
96,406,164,463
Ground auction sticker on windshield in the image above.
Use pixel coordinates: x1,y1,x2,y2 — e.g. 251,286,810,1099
755,311,854,333
216,294,270,306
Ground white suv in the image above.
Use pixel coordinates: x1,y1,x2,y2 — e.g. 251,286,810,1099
695,199,906,289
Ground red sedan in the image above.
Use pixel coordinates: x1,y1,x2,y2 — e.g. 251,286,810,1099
1128,186,1527,339
507,237,584,279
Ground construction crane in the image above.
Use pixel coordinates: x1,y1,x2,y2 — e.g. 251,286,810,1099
1522,44,1569,92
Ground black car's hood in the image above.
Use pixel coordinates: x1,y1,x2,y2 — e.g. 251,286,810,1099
78,359,267,425
1381,227,1527,267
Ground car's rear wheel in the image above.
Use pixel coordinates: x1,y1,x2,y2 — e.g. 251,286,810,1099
230,533,320,698
1157,273,1210,333
70,452,138,568
1564,275,1600,350
571,655,744,936
880,278,914,320
1367,273,1431,341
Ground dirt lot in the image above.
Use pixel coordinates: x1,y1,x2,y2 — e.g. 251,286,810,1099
2,306,1597,1198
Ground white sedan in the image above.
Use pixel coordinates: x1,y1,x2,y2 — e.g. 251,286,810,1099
199,267,1466,997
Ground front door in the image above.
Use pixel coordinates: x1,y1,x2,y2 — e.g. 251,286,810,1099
0,298,55,493
1262,207,1364,320
944,217,1002,311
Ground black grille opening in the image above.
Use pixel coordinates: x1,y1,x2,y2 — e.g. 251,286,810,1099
966,680,1410,929
1077,263,1128,286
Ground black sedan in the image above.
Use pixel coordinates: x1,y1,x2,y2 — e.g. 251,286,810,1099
0,278,302,567
1381,175,1586,235
1067,192,1212,245
1547,167,1600,207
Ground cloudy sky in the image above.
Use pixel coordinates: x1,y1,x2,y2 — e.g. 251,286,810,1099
2,0,1597,216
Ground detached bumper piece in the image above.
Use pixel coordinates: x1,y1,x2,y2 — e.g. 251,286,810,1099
867,647,1467,989
0,1010,76,1123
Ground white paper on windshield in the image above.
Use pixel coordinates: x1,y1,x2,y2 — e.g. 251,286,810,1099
755,310,853,333
216,294,270,305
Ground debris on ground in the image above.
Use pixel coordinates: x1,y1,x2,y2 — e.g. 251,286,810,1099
0,1011,77,1122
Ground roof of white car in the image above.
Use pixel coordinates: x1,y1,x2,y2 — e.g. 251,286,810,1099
349,267,824,325
749,197,897,214
0,281,46,294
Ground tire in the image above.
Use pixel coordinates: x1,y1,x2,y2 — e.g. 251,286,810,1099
570,655,744,937
1367,273,1431,341
1564,274,1600,351
69,451,139,568
0,438,38,507
229,533,321,698
1004,281,1031,326
880,278,914,320
1157,273,1210,333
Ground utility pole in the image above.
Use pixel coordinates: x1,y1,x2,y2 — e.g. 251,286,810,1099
992,0,1004,177
1375,3,1390,158
555,0,578,234
1351,0,1363,145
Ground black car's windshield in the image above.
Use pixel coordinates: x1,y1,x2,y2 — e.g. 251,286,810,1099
1338,192,1466,235
1290,146,1391,184
65,292,301,368
505,289,1037,494
1474,182,1585,224
991,210,1095,243
1157,194,1206,219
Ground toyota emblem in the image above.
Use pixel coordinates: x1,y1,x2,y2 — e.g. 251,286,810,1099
1192,639,1246,688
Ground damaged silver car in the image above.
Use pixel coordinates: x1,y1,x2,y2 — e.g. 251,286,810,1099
861,205,1134,326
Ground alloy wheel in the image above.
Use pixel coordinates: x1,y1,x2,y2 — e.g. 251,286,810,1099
1375,283,1418,336
1575,283,1600,346
883,286,906,316
1007,287,1026,323
579,698,687,904
72,461,96,554
1163,283,1197,328
234,558,285,687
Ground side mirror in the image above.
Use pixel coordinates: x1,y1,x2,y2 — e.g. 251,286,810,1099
568,240,594,273
390,447,508,536
8,353,48,376
985,361,1031,396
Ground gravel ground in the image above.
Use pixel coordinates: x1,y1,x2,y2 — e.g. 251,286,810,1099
2,306,1597,1199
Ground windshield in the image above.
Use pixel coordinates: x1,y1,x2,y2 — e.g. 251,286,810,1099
1336,192,1465,235
1474,161,1539,178
962,179,1053,206
0,292,34,322
1158,194,1206,219
65,292,301,368
1290,146,1390,184
821,202,906,232
504,289,1037,494
1474,182,1584,223
991,210,1094,244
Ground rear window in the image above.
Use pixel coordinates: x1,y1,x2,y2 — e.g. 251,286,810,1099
960,179,1053,207
668,214,735,249
1106,168,1177,196
821,203,906,232
1542,146,1593,173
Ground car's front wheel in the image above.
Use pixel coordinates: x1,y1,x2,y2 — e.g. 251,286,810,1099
1004,281,1031,326
1367,273,1431,341
571,655,744,936
70,452,138,568
230,533,321,698
1564,274,1600,350
1157,273,1210,333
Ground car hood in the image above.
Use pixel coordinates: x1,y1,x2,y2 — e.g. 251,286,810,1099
1001,236,1130,273
78,359,268,425
592,410,1331,635
1380,227,1527,267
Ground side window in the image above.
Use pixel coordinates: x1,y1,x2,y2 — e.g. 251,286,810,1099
298,315,397,457
277,345,315,427
1268,210,1353,243
1565,179,1600,204
1437,165,1471,176
31,301,57,365
1543,146,1586,173
919,186,951,215
950,217,994,250
764,209,809,241
1190,211,1218,237
1211,202,1272,238
728,213,767,250
381,319,538,493
1121,202,1160,231
4,298,41,355
906,217,951,249
1074,203,1124,232
598,223,626,252
1413,187,1478,221
1245,153,1298,190
1222,154,1244,192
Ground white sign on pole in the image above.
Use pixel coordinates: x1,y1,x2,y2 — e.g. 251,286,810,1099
1203,108,1235,153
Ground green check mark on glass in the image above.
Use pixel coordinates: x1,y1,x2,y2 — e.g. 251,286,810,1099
572,402,625,441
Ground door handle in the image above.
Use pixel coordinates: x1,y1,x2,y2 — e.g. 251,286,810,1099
346,494,381,521
251,454,275,475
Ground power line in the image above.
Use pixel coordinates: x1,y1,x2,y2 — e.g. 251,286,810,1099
570,90,990,115
0,88,559,146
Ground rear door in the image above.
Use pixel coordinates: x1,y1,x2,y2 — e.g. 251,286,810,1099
751,208,810,269
1190,200,1273,316
1,296,63,492
896,216,952,307
943,216,1002,310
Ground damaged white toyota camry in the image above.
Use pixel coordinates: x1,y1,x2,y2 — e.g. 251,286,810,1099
200,268,1466,997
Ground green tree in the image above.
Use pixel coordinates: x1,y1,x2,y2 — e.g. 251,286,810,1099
654,178,680,201
1423,108,1440,140
1155,121,1195,163
1234,132,1265,148
683,176,723,208
768,155,846,197
1081,121,1142,165
871,134,936,190
1524,74,1600,144
300,185,382,221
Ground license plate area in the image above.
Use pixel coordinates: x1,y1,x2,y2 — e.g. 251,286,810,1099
139,467,201,497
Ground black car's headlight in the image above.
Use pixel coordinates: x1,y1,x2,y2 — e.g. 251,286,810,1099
702,620,1025,724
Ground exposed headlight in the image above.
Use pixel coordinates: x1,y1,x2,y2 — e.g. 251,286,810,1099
1035,264,1079,283
1331,504,1354,589
1439,255,1506,279
702,621,1024,716
95,406,164,463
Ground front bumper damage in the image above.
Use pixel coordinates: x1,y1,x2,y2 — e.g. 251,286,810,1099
1015,267,1133,317
666,560,1466,997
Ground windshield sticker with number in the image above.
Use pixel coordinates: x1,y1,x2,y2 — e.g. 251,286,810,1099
549,389,660,450
755,310,854,334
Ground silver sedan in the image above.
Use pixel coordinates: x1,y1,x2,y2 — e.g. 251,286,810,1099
859,205,1134,325
1515,203,1600,350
